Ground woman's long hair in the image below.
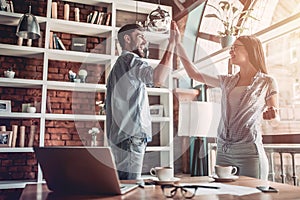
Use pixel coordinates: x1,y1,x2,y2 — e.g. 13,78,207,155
237,35,268,74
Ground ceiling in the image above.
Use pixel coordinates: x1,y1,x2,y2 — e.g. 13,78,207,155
136,0,202,20
136,0,255,20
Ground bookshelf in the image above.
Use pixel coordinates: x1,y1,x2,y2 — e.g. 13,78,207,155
0,0,173,188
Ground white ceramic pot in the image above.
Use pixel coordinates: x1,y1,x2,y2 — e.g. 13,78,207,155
27,106,36,113
4,70,15,78
220,35,236,48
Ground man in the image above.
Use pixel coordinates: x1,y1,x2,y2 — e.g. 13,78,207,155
106,22,175,180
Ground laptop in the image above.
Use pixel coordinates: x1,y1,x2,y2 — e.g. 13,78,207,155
34,146,138,195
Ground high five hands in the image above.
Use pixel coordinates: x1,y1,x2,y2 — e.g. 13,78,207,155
169,20,181,44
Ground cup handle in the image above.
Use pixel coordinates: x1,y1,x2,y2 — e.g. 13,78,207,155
150,168,156,176
232,166,238,175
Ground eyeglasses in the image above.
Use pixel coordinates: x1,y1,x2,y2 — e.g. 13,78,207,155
161,184,197,199
230,44,244,51
160,184,220,199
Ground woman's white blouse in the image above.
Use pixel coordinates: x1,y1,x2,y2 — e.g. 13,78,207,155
216,71,278,151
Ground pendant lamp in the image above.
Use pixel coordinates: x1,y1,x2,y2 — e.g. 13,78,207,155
16,4,40,39
147,0,171,33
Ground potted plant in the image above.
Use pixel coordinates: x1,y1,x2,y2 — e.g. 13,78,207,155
205,1,258,48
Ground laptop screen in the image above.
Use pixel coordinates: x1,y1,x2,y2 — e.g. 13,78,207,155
34,146,137,195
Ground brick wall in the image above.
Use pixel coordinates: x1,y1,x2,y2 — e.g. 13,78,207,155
45,120,105,146
0,153,37,180
0,1,108,182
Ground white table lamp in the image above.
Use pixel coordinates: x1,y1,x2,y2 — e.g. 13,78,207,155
178,101,221,137
178,101,221,176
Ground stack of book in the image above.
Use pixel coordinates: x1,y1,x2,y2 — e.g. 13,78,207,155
87,11,111,26
49,32,66,50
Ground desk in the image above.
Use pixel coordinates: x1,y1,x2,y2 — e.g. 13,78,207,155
19,176,300,200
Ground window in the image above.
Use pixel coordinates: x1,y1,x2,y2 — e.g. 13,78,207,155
193,0,300,135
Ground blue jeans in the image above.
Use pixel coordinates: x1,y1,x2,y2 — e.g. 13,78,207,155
110,136,147,180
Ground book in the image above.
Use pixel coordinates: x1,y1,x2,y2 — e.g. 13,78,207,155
101,13,107,25
52,34,59,49
87,12,93,23
51,2,57,19
56,36,66,50
96,12,104,25
64,3,69,20
74,7,80,22
105,12,111,26
11,125,18,148
90,10,98,24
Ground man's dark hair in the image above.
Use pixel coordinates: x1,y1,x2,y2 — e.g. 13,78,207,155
117,24,144,49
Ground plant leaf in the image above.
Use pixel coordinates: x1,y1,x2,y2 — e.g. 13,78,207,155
219,1,230,12
206,4,222,18
205,13,222,21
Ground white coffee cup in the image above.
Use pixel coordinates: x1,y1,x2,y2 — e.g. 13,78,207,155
150,166,173,181
215,165,238,178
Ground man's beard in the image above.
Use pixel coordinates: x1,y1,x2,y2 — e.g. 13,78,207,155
132,48,145,58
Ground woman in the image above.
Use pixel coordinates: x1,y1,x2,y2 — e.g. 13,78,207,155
172,23,279,180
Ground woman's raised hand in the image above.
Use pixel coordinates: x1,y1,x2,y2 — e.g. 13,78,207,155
170,20,181,44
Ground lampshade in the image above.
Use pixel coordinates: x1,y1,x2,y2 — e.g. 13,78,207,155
147,5,171,33
178,101,221,137
16,5,40,39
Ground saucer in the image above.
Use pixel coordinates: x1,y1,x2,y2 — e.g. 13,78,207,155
211,175,239,182
152,177,181,185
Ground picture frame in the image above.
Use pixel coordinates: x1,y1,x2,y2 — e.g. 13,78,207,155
149,105,164,117
22,103,31,112
0,100,11,113
0,131,13,147
71,37,87,52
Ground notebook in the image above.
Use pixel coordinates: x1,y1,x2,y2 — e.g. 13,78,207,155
33,146,138,195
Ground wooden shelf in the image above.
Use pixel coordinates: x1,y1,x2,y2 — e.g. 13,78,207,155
151,117,170,122
47,81,107,92
0,11,46,26
48,18,112,37
62,0,112,7
0,78,43,88
0,44,44,58
0,112,41,119
146,146,172,152
45,114,106,121
47,49,112,63
147,87,170,95
0,180,40,189
0,147,34,153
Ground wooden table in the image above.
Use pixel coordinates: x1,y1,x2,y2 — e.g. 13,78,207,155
19,176,300,200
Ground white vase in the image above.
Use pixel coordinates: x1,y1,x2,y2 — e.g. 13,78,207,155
220,35,236,48
4,70,15,78
91,135,97,146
